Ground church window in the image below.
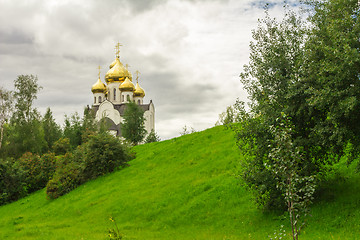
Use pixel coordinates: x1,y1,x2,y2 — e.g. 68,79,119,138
113,88,116,101
99,96,102,103
138,100,141,105
127,95,130,102
94,97,96,104
122,95,124,102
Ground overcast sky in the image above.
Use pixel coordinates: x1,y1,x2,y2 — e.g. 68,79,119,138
0,0,299,140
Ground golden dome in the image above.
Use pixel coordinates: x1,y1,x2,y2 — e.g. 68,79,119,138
134,82,145,97
91,77,107,93
119,77,135,91
109,59,116,69
105,57,131,83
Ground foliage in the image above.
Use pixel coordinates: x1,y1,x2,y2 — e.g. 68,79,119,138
46,132,132,199
42,108,62,152
179,125,196,136
18,152,56,193
236,0,360,210
302,0,360,153
8,75,46,157
108,217,123,240
46,152,83,200
266,114,316,239
121,101,146,145
63,112,83,149
53,137,71,156
215,100,242,128
0,87,13,150
80,132,131,182
0,158,27,205
145,129,161,143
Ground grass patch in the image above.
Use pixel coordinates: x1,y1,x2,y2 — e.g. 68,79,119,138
0,126,359,239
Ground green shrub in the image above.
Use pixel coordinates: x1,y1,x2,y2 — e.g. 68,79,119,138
46,132,132,199
0,158,27,205
46,153,83,199
53,137,71,156
18,152,56,193
81,132,131,181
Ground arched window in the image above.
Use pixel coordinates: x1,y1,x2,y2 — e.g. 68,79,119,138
127,95,130,102
99,96,102,103
113,88,116,101
122,94,124,102
138,100,141,105
94,97,96,104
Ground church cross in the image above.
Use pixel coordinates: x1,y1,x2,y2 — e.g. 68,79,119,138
135,70,140,82
115,42,122,58
97,65,101,78
125,64,130,69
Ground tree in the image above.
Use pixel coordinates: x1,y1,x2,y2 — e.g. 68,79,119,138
266,114,316,240
145,129,161,143
9,75,46,156
121,101,146,145
0,87,13,150
42,108,62,151
237,6,310,209
303,0,360,153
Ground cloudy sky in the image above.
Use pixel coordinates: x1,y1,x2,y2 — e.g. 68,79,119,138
0,0,298,140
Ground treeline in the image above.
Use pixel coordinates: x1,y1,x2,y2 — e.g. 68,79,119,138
0,75,133,205
219,0,359,237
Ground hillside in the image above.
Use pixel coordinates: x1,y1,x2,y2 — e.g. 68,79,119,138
0,126,360,239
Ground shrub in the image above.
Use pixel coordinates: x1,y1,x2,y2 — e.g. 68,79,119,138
0,158,27,205
46,153,83,199
46,132,132,199
81,132,131,182
18,152,56,193
53,137,71,156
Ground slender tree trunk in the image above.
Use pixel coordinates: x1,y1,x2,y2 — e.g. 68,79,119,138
0,123,3,150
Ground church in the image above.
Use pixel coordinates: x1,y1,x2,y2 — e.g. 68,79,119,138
91,44,155,137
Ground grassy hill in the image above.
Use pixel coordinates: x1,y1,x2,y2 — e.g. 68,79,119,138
0,126,360,239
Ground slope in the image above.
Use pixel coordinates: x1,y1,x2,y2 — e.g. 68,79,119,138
0,126,359,239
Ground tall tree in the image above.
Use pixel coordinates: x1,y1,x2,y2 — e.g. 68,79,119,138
42,107,62,151
0,87,13,150
304,0,360,153
10,75,46,156
121,101,146,145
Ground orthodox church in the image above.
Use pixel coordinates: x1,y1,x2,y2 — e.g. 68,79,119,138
91,44,155,137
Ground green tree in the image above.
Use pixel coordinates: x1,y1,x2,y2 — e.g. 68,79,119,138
121,101,146,145
9,75,46,157
42,108,62,151
303,0,360,153
237,6,309,209
0,87,13,150
145,129,160,143
266,114,316,240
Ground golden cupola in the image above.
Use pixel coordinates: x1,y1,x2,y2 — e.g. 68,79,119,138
91,77,107,93
105,57,130,83
134,82,145,97
119,77,135,91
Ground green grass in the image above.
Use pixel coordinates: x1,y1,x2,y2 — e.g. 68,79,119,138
0,126,360,239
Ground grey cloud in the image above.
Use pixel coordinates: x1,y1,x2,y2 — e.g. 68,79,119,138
0,29,34,45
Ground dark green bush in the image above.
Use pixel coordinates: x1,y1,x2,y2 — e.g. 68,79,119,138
0,158,27,205
53,137,71,156
46,132,132,199
46,153,83,199
18,152,56,193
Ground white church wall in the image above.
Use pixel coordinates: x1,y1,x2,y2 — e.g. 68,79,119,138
95,101,122,125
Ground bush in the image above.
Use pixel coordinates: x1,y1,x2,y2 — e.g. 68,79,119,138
46,132,132,199
18,152,56,193
0,158,27,205
46,153,83,199
53,137,71,156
